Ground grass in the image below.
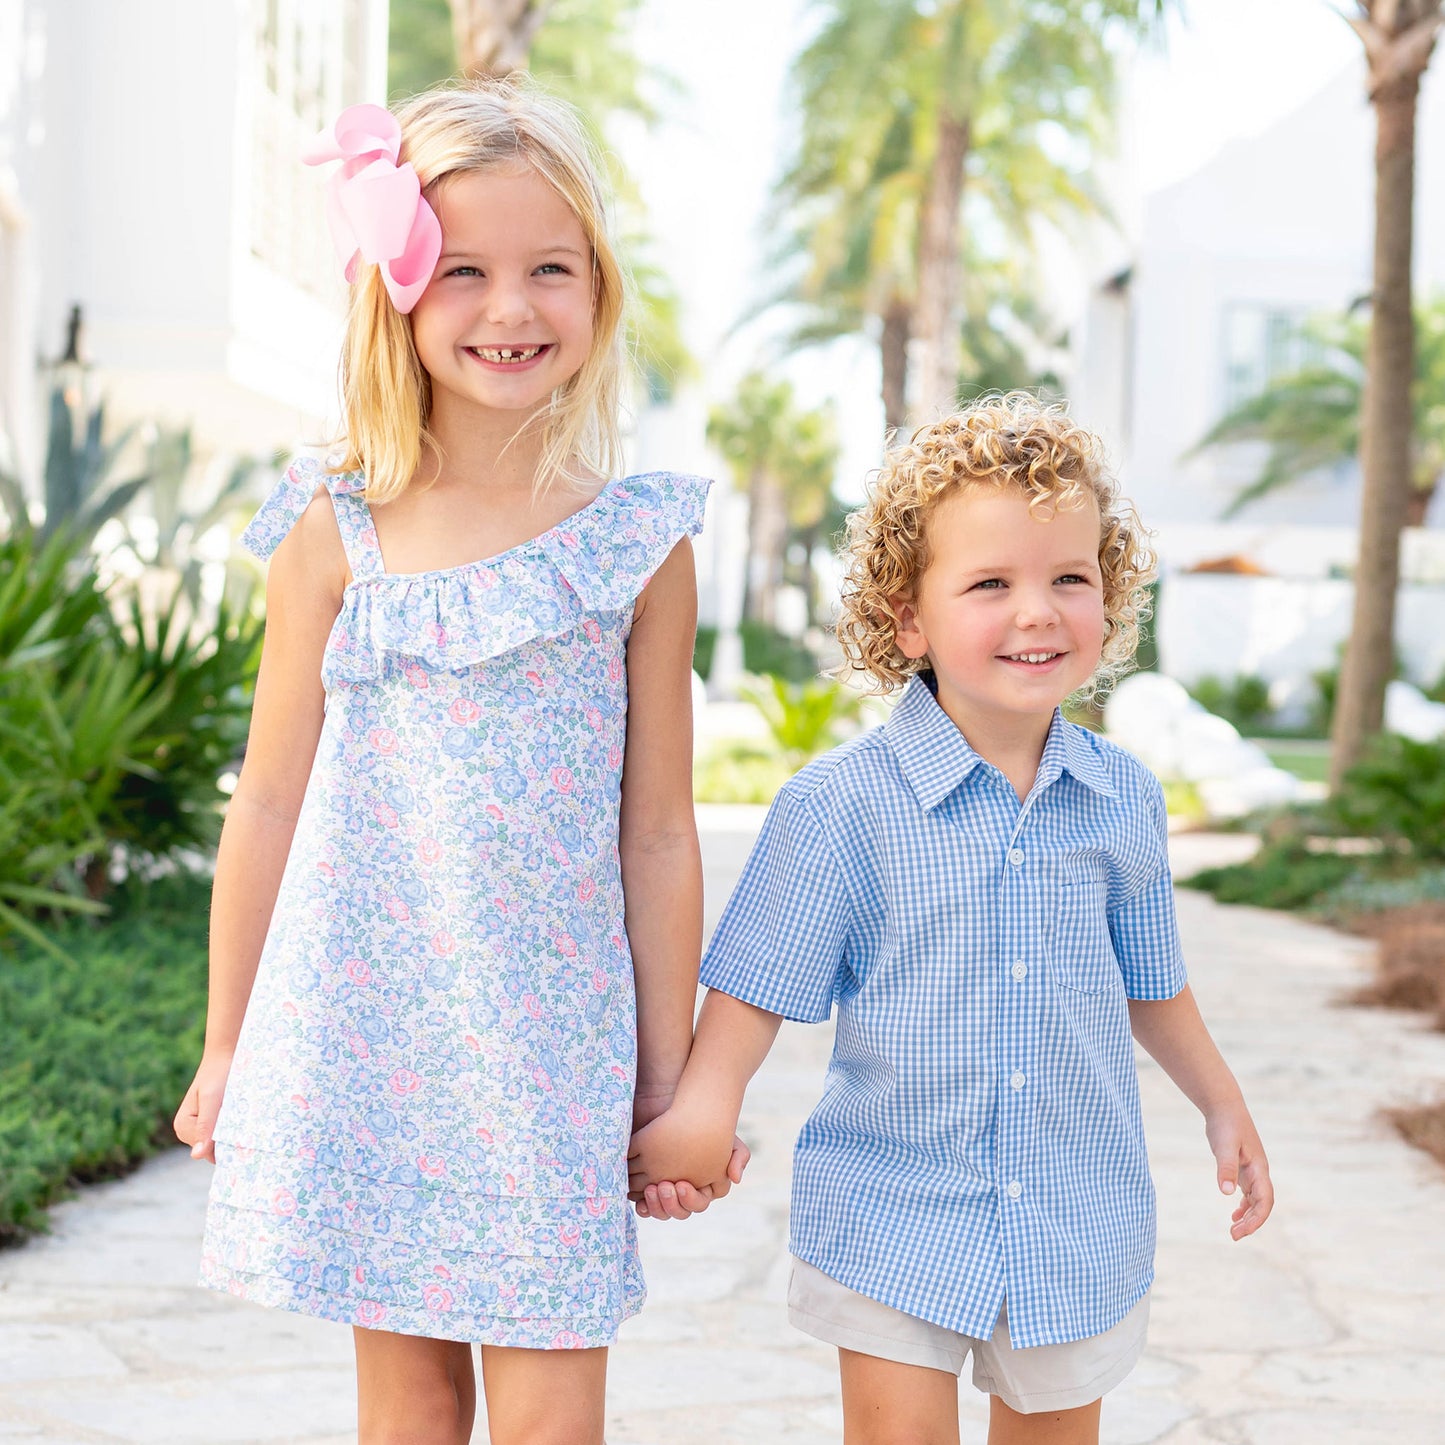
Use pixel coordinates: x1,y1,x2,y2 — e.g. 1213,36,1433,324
1259,740,1332,785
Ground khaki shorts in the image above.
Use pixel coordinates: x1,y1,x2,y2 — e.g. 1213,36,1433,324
788,1257,1149,1415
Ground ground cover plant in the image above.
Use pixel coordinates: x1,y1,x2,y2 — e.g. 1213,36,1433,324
1184,735,1445,1167
0,872,210,1244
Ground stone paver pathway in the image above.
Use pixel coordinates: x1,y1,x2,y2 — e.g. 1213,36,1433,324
1,817,1443,1442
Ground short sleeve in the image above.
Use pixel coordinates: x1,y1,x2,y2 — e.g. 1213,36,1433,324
1108,773,1187,1000
699,786,852,1024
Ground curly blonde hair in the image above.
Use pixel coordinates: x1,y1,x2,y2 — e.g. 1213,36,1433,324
836,393,1156,698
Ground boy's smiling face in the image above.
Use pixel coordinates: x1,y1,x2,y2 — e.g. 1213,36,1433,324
894,484,1107,740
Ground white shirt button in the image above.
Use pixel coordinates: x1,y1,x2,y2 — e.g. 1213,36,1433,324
1007,1180,1023,1199
1011,960,1028,981
1010,1071,1026,1091
1007,848,1025,866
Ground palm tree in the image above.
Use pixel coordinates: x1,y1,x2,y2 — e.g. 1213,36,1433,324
1331,0,1444,791
707,374,839,629
769,0,1164,433
1191,300,1445,524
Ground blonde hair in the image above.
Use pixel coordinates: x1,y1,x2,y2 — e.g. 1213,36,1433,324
836,392,1156,699
332,77,632,502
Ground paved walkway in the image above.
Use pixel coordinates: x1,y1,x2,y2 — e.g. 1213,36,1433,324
2,816,1444,1443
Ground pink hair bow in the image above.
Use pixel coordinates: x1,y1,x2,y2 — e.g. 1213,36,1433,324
302,103,442,315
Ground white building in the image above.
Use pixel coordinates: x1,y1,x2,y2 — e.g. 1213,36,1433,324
1072,58,1445,691
0,0,389,489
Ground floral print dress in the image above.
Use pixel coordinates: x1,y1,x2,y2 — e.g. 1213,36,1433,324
200,455,710,1346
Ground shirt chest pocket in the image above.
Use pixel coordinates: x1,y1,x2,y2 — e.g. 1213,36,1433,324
1051,867,1122,994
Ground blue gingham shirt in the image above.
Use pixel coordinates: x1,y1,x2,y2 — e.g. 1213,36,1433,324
700,674,1187,1349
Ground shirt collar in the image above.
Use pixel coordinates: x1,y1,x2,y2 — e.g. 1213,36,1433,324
884,673,1117,810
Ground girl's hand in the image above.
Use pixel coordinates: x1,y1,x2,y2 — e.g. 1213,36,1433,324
174,1048,235,1164
1205,1098,1274,1240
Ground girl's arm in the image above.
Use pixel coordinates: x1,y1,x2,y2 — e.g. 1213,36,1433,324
1128,984,1274,1239
619,537,704,1127
173,496,346,1162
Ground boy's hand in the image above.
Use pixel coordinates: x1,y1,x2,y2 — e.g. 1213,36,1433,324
635,1136,752,1220
1206,1098,1273,1240
627,1099,737,1205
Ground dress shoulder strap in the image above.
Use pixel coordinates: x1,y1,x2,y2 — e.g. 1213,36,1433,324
239,454,383,579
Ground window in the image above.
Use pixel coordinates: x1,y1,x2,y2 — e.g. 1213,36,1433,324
1221,303,1323,411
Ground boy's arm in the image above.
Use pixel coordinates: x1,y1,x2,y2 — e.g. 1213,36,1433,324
628,989,783,1201
1128,984,1274,1239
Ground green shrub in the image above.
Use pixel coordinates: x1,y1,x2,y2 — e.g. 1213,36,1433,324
740,674,862,769
693,744,795,804
1332,734,1445,862
1182,836,1363,911
0,873,210,1243
0,532,260,933
693,624,717,681
1188,673,1274,734
739,620,819,682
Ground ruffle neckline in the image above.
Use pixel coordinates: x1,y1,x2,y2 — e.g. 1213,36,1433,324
241,456,711,679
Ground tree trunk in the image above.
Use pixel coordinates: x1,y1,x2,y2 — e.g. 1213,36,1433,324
908,112,970,426
1405,483,1433,527
880,297,911,441
448,0,552,77
742,463,763,624
750,476,790,629
1331,9,1441,791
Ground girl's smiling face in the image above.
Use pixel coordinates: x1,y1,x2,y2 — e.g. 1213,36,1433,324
409,166,595,424
895,485,1107,738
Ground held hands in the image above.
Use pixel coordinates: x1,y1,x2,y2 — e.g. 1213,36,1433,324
628,1088,749,1221
1206,1097,1274,1240
173,1048,234,1164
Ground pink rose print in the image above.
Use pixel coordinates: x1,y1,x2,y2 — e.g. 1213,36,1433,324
608,655,623,681
422,1283,455,1312
316,860,335,877
592,967,608,993
551,766,574,793
369,727,399,755
608,744,623,768
417,1155,446,1177
449,697,480,725
272,1189,297,1217
385,897,411,921
569,1102,590,1126
526,670,545,688
558,1224,582,1248
578,877,596,903
554,933,578,959
345,957,371,984
390,1068,422,1096
431,930,456,956
583,618,601,644
532,1066,553,1092
349,1033,370,1059
354,1265,367,1285
419,837,443,864
374,802,399,829
404,662,429,689
586,1196,608,1218
426,621,448,646
433,1264,453,1280
357,1301,387,1327
551,1330,588,1349
523,994,543,1018
584,706,603,730
550,841,570,865
290,1094,311,1111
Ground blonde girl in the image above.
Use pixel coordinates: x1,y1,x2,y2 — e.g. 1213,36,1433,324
175,78,738,1445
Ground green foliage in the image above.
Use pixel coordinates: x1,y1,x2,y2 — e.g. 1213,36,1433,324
1188,673,1274,735
1332,734,1445,862
1183,836,1363,912
738,620,820,684
1323,866,1445,920
0,874,210,1243
740,674,863,769
693,744,795,805
0,531,260,936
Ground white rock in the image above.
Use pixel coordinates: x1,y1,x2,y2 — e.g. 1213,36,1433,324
1383,679,1445,742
